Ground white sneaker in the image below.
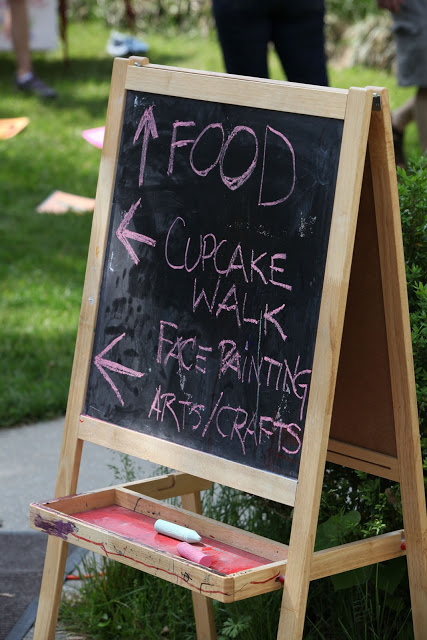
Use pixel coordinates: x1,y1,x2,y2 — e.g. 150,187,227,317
106,31,149,57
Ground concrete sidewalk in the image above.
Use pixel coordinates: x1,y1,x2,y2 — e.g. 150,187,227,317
0,417,158,639
0,416,158,532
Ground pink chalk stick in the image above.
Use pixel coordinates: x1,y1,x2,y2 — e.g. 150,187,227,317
176,542,212,567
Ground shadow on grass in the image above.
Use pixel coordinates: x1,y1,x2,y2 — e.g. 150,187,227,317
0,39,212,427
2,327,76,426
0,49,201,119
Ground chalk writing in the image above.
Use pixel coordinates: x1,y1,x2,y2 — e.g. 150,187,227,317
134,105,159,187
147,383,301,457
116,197,157,265
94,333,145,406
85,89,343,479
143,109,296,204
165,216,292,290
156,320,311,418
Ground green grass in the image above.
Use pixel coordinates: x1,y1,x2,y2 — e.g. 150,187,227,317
0,18,419,426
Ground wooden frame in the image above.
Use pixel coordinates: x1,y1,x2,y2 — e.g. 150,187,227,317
29,473,407,600
31,59,427,639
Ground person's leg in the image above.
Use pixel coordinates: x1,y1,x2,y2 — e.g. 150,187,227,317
391,96,415,166
7,0,57,97
8,0,32,77
271,1,328,86
212,0,270,78
390,88,427,163
414,87,427,152
392,96,415,132
391,0,427,159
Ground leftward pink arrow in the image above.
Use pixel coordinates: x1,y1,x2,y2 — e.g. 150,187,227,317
116,198,156,265
94,333,144,406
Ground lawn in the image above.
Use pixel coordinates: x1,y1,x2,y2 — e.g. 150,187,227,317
0,17,418,427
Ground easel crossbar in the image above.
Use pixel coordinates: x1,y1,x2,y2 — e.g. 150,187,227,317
246,530,405,585
327,438,399,481
310,530,405,580
78,415,299,506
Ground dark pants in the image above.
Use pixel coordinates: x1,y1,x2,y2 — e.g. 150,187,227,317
212,0,328,86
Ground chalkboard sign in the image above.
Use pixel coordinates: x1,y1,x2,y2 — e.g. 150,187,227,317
31,66,427,640
84,88,343,480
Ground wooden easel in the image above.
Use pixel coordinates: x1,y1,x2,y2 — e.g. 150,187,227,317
31,59,427,639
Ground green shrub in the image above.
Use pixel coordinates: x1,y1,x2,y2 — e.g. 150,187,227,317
68,0,214,33
325,0,379,22
398,156,427,436
68,0,379,33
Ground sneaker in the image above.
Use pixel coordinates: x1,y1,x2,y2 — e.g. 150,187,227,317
106,31,149,57
16,73,57,99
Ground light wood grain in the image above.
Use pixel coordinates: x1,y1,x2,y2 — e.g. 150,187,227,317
32,57,132,640
30,488,290,604
241,528,406,586
278,87,374,640
231,528,407,600
327,438,399,480
125,62,348,119
231,563,285,600
122,471,212,498
32,536,69,640
30,502,235,602
39,488,116,514
368,87,427,639
311,530,405,580
78,415,298,506
31,485,289,561
181,491,217,640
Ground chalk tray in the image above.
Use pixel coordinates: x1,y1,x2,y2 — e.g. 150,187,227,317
30,472,288,602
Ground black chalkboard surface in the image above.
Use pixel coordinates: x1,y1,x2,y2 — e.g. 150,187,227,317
84,90,343,480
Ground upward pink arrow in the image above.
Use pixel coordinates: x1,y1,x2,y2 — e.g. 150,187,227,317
116,198,156,265
134,104,159,187
94,333,144,406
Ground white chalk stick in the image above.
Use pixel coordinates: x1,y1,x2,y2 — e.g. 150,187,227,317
154,519,201,543
176,542,212,567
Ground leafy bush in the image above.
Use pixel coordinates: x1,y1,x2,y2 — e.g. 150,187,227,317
325,0,379,22
68,0,214,33
68,0,379,33
398,156,427,436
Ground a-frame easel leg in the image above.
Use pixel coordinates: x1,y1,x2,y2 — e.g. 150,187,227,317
276,87,374,638
181,491,217,640
368,87,427,638
33,537,69,639
33,425,83,639
33,57,132,639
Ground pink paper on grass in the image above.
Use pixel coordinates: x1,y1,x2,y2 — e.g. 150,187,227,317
36,190,95,214
82,126,105,149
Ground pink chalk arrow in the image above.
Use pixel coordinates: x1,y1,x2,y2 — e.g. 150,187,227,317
134,104,159,187
116,197,156,265
94,333,144,406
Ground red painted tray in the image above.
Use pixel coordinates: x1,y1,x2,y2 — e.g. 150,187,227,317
30,483,288,602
